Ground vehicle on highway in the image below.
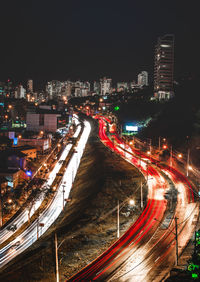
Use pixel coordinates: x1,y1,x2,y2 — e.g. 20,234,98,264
6,224,17,232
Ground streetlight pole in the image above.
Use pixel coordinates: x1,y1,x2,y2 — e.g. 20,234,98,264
158,136,161,151
175,217,178,266
170,146,173,167
62,185,65,211
146,161,149,183
117,200,120,238
186,148,190,177
141,181,143,209
55,233,59,282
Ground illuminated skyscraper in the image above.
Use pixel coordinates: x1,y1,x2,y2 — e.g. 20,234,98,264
154,34,174,100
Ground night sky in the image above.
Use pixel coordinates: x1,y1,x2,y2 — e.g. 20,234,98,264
0,0,199,90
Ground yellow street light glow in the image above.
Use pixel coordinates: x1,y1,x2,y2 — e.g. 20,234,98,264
129,199,135,206
188,165,193,170
40,131,44,135
147,151,151,155
178,153,182,158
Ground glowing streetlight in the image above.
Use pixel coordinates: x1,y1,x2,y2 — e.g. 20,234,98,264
147,151,151,155
40,131,44,135
18,135,22,139
52,186,57,191
8,199,12,204
8,105,12,109
129,199,135,206
178,153,182,158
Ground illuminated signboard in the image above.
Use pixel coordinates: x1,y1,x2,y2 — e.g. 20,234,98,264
13,138,18,145
126,125,138,132
26,171,32,177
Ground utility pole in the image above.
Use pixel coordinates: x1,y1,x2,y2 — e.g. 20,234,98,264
37,215,39,240
117,200,120,238
170,146,173,167
146,162,149,183
55,233,59,282
141,181,143,209
62,185,65,211
149,139,152,154
175,217,178,266
158,136,161,151
186,148,190,177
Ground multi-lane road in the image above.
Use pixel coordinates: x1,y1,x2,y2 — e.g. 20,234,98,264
69,115,198,281
0,116,91,270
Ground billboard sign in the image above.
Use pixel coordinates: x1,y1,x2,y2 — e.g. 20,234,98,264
125,125,138,132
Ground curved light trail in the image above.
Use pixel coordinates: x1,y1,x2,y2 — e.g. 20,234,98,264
0,118,91,269
68,115,197,281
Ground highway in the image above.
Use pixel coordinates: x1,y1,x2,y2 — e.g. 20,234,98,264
0,117,91,269
68,115,198,281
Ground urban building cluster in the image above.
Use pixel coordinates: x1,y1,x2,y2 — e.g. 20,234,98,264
0,33,174,106
0,79,35,101
45,72,148,100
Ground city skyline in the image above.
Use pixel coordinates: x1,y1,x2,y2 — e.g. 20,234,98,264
0,1,199,90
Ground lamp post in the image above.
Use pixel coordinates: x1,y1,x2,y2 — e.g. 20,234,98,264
159,137,166,151
62,184,65,211
186,148,190,177
117,198,135,238
140,181,146,209
170,146,173,167
55,233,59,282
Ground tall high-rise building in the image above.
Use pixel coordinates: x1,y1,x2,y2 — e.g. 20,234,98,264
137,71,148,86
27,79,33,93
154,34,174,100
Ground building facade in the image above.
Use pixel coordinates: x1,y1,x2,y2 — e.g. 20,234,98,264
100,77,112,95
27,79,33,93
26,108,61,132
138,71,148,87
154,34,174,100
